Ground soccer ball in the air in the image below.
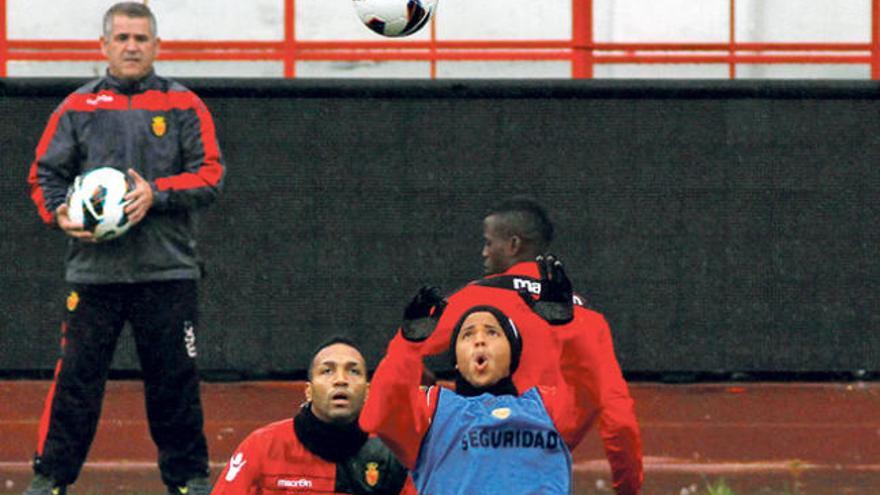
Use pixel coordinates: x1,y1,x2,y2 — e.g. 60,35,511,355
67,167,133,242
352,0,438,37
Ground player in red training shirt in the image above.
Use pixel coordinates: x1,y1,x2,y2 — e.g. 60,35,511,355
211,337,416,495
418,197,643,495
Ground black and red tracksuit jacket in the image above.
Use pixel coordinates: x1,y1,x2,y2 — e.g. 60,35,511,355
27,71,225,283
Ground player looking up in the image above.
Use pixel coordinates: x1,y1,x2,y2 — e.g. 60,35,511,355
211,337,416,495
416,197,644,494
361,257,611,494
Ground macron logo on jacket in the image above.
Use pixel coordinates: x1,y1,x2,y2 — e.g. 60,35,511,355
512,277,542,295
85,94,114,106
277,478,313,489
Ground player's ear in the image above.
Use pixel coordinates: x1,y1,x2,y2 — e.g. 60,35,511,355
304,383,313,403
508,235,522,256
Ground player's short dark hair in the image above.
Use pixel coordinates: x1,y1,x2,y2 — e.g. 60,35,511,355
103,2,157,38
307,336,366,381
486,196,554,252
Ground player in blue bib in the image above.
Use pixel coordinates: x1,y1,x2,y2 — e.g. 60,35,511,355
362,256,613,495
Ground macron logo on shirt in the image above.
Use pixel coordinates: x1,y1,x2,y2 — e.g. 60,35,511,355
225,452,247,482
513,277,541,295
86,94,114,106
277,478,313,489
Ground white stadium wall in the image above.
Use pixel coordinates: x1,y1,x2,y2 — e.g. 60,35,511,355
4,0,874,78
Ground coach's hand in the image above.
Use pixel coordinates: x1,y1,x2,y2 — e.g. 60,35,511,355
401,286,447,342
123,168,154,226
55,203,96,242
522,254,574,325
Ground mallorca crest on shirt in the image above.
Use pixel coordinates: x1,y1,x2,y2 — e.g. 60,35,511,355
151,116,167,137
66,291,80,312
364,462,380,487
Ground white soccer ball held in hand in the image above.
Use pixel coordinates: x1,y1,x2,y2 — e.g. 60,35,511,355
66,167,134,242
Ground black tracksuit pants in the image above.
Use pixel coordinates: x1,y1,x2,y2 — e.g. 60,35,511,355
34,280,209,488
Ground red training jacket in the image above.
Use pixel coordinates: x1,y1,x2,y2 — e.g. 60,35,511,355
211,419,417,495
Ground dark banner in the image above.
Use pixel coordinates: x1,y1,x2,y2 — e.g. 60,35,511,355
1,79,877,377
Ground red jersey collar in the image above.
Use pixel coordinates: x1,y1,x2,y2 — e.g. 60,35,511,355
499,261,541,278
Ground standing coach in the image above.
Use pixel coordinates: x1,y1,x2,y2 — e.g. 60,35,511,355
25,3,225,495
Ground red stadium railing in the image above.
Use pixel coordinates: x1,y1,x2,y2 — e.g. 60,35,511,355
1,0,878,79
0,0,6,77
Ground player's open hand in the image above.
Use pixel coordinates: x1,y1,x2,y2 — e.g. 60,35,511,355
401,286,447,342
123,168,154,225
55,203,95,242
523,254,574,325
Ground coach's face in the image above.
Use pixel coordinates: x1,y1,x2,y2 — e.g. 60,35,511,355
482,214,517,275
306,343,368,425
102,14,159,81
455,311,512,388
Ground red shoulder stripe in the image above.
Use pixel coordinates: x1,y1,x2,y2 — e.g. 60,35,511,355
64,91,128,112
131,89,191,111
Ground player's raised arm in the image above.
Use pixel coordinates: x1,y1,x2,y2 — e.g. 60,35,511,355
360,287,445,469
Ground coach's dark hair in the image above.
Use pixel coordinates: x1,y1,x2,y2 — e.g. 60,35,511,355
103,2,157,38
486,196,555,253
307,336,366,381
